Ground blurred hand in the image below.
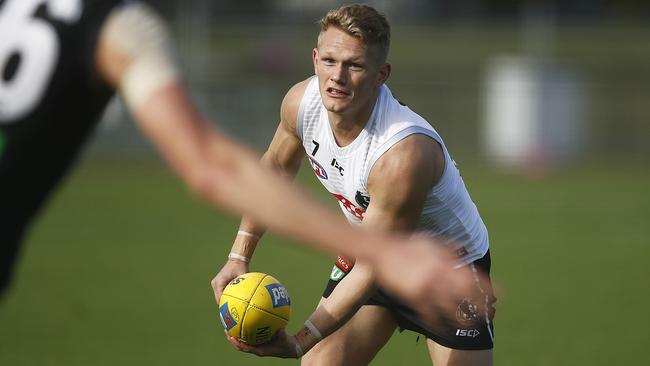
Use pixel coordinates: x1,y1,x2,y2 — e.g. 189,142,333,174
211,259,249,304
369,236,487,329
225,329,300,359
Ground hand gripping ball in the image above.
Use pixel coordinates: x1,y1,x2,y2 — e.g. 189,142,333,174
219,272,291,345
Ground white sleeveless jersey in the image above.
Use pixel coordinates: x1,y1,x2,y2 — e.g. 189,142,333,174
296,77,489,263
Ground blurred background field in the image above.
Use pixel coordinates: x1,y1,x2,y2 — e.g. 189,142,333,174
1,0,649,365
1,159,648,365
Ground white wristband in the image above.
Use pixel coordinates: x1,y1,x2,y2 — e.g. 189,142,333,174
304,320,323,341
295,343,303,358
237,230,261,240
227,252,250,263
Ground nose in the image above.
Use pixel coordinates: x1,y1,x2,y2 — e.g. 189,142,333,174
330,64,347,84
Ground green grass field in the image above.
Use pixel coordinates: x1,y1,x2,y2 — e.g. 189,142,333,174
1,157,648,365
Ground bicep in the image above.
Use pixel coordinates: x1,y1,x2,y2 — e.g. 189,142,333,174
261,81,310,177
363,134,443,233
262,118,304,177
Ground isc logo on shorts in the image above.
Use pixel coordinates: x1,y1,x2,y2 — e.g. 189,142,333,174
455,329,480,338
265,284,290,308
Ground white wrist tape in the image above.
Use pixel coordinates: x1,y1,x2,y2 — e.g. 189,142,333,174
102,3,179,109
237,230,261,240
295,343,303,358
304,320,323,341
228,252,250,263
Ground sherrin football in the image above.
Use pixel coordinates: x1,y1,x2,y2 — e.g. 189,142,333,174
219,272,291,345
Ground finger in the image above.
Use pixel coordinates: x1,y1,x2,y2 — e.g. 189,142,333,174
271,328,286,340
211,276,225,301
213,287,223,304
214,288,223,303
225,332,252,352
229,338,264,356
213,275,233,303
224,331,252,351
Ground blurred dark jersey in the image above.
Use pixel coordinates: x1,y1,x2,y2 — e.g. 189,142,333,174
0,0,124,283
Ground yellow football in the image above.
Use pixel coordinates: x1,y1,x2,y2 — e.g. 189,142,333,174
218,272,291,345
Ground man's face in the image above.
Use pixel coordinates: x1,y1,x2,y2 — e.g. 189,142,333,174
313,27,389,116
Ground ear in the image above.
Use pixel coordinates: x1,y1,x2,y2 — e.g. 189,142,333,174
312,48,319,74
377,63,391,86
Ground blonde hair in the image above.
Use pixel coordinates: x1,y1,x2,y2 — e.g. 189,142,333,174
318,4,391,63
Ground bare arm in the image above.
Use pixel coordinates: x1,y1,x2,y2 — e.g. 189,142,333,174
293,134,444,353
228,80,311,260
226,134,447,357
210,80,310,302
95,8,483,350
95,3,217,196
94,5,361,256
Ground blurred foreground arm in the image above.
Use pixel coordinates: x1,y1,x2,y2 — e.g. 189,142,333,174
93,3,482,325
94,3,357,249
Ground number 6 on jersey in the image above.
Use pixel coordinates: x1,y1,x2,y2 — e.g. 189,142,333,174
0,0,81,122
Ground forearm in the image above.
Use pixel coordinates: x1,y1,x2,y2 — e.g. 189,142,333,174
128,84,223,193
290,194,422,352
228,144,303,259
293,263,377,354
228,217,263,261
239,181,363,257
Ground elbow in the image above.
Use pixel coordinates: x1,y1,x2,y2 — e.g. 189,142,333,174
176,133,254,212
181,148,239,208
182,162,215,201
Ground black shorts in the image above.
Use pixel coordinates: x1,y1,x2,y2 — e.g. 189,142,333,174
323,251,496,350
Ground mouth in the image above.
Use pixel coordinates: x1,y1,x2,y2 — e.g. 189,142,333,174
326,87,350,98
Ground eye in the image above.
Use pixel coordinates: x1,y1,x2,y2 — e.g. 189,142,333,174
322,58,336,65
349,63,364,71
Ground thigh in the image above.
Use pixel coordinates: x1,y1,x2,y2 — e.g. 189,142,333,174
427,340,493,366
301,302,397,366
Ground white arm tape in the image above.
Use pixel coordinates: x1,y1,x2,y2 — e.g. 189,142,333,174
227,252,250,263
237,230,261,240
295,343,304,358
101,2,180,109
304,320,323,341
